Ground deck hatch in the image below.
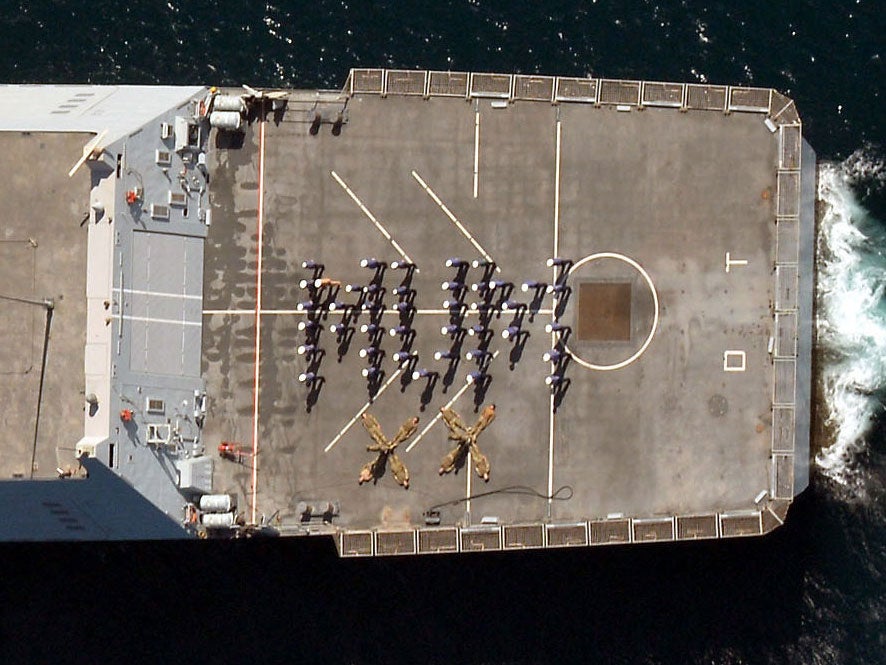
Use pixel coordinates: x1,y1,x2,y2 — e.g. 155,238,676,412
577,282,632,342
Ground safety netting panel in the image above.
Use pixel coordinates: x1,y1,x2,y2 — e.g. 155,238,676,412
770,91,800,124
375,530,416,555
632,518,675,542
513,75,554,101
780,125,802,170
778,170,801,217
418,527,459,553
589,518,631,544
775,312,798,358
773,454,795,499
460,527,502,551
642,81,684,107
776,218,800,264
503,524,545,549
719,512,763,537
776,265,799,311
676,514,718,540
469,73,512,98
686,84,727,111
427,71,469,97
385,70,426,96
340,531,373,556
350,69,384,94
772,406,795,453
546,523,589,547
774,359,797,406
555,77,598,102
728,86,771,112
598,79,641,106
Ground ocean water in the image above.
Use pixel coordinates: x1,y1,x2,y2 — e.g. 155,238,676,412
0,2,883,663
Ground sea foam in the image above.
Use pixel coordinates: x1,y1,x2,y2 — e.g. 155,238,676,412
815,150,886,495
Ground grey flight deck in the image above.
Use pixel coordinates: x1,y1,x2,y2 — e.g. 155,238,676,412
203,85,788,536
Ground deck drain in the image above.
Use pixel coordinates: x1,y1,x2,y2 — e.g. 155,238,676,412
708,394,728,417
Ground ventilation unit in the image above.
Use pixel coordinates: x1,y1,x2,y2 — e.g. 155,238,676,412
146,398,165,414
155,149,172,166
146,423,171,445
150,204,170,220
168,192,187,207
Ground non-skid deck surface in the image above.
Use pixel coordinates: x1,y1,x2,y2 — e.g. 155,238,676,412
203,93,777,530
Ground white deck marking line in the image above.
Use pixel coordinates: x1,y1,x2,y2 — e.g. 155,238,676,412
405,349,499,453
203,308,557,317
548,119,562,505
114,287,202,301
473,109,480,198
725,251,749,272
564,253,660,371
466,449,472,515
323,366,405,453
250,118,266,526
548,316,557,504
411,170,501,273
330,171,417,270
121,315,202,327
554,120,561,258
405,380,472,453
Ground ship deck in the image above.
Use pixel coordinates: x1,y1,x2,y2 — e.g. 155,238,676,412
0,132,90,480
202,88,781,536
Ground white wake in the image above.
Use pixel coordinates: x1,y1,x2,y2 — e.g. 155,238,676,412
815,149,886,495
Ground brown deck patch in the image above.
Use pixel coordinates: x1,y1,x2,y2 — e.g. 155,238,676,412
577,282,632,341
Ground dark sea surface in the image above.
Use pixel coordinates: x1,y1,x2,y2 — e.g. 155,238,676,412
0,2,883,664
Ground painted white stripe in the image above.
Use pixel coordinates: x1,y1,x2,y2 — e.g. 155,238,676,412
251,119,266,526
473,110,480,198
330,171,417,269
466,448,472,515
411,170,501,273
121,315,201,327
554,120,561,259
202,308,557,317
324,366,406,453
114,287,202,301
404,349,499,453
548,388,555,504
548,118,562,505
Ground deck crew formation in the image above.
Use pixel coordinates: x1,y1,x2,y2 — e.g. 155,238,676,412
439,405,496,481
289,255,577,406
0,71,813,551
